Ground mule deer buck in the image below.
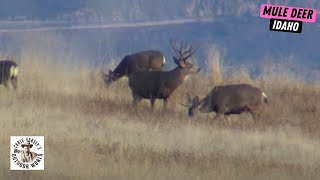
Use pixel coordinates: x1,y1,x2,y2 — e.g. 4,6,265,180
128,40,200,112
187,84,268,121
102,50,166,86
0,60,19,90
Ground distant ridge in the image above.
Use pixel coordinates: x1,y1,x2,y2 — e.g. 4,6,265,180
0,17,214,33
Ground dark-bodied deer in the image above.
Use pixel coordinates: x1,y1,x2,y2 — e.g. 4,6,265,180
187,83,268,120
0,60,19,89
128,40,200,112
102,50,166,86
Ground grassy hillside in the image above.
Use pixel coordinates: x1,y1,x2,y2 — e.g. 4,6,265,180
0,49,319,179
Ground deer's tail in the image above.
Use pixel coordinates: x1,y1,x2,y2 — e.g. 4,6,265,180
262,92,268,104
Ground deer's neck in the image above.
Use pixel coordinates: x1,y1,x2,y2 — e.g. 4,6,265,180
169,67,190,84
113,57,129,75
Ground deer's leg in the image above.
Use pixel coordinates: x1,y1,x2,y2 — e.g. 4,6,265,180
132,93,142,106
214,105,227,121
11,78,18,90
224,115,231,126
249,109,261,126
3,80,9,90
150,98,156,112
132,94,142,113
213,113,224,121
163,98,169,113
212,113,225,126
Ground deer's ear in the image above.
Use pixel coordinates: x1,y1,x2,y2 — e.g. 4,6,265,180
193,96,200,105
173,56,180,65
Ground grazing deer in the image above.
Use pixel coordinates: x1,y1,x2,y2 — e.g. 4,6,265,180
102,50,166,86
187,84,268,121
0,60,19,90
128,40,200,112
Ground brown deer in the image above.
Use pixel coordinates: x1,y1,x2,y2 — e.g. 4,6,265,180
128,40,200,112
102,50,166,86
187,84,268,121
0,60,19,89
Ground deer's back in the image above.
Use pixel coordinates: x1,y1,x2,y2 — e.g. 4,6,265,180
206,84,263,112
0,60,17,68
116,50,164,75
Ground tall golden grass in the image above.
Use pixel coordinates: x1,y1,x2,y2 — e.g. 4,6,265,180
0,48,319,180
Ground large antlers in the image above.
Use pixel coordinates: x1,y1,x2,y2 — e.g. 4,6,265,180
170,39,198,61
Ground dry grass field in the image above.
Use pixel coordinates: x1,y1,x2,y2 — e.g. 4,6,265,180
0,51,320,180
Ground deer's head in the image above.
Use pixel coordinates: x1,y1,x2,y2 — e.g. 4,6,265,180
170,40,201,76
186,94,201,117
102,70,121,86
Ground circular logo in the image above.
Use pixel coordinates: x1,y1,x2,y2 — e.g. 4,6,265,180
10,136,44,170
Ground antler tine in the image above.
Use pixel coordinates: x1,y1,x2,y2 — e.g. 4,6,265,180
179,41,183,57
184,42,189,55
183,45,198,61
181,41,186,54
179,41,196,58
181,41,191,60
170,39,183,59
179,41,192,60
170,39,198,60
182,44,192,57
